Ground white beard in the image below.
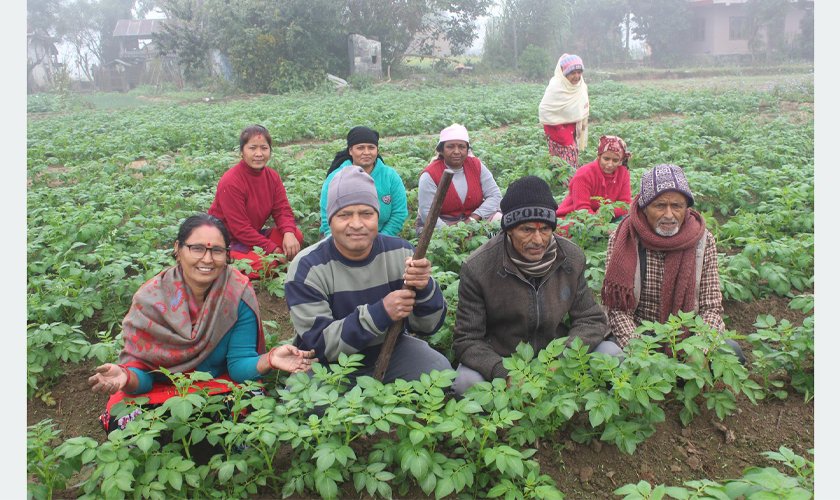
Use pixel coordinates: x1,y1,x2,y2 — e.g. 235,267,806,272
654,223,680,237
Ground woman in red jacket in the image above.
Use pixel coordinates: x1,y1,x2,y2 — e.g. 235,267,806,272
208,125,304,279
556,135,632,225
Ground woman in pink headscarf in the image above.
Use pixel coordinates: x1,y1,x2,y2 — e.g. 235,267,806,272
557,135,632,222
538,54,590,171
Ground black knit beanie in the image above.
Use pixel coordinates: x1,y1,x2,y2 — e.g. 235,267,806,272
346,126,379,148
500,176,558,231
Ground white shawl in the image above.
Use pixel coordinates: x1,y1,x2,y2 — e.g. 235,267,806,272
538,58,590,151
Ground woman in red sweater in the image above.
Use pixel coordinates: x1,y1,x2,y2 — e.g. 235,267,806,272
208,125,304,279
556,135,632,224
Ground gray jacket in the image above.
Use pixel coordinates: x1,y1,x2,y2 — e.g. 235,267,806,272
453,232,608,381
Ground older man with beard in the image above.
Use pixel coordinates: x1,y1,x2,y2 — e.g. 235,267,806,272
452,176,619,396
601,164,745,362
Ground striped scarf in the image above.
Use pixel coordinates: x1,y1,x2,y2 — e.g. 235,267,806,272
505,234,559,278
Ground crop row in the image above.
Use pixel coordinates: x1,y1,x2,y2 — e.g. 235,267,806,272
28,81,783,168
27,313,794,499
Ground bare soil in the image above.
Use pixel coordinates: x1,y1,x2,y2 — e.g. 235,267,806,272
27,293,813,498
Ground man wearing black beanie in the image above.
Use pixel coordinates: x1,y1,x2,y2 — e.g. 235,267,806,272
452,175,621,396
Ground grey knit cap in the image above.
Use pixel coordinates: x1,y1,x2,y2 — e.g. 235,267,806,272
638,164,695,209
326,165,380,222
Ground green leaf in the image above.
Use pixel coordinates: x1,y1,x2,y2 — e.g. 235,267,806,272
316,450,336,471
168,471,183,491
218,462,234,483
352,472,365,492
136,435,154,454
114,471,133,493
410,429,425,445
315,473,338,499
97,448,117,462
507,457,524,477
488,483,509,498
435,420,459,433
190,427,206,444
419,472,436,495
260,430,276,448
461,401,483,414
409,455,427,479
169,398,193,421
435,476,455,499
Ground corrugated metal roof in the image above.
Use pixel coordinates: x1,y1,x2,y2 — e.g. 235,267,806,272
112,19,163,37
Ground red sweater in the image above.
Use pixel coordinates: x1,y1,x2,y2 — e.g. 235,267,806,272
543,123,576,145
423,157,484,219
208,160,300,254
556,160,631,218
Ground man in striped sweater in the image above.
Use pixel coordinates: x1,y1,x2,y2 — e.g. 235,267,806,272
285,166,451,384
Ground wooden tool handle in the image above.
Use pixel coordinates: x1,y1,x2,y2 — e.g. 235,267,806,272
372,169,455,381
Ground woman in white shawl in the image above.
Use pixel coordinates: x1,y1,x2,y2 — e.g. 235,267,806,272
538,54,589,171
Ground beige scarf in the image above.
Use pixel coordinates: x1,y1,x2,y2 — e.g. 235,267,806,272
538,59,590,151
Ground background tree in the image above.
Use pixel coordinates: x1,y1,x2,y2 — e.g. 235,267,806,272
792,1,814,60
344,0,492,70
745,0,791,62
628,0,692,66
27,0,155,88
206,0,345,92
57,0,101,83
516,44,552,80
155,0,212,84
566,0,629,66
157,0,490,91
27,0,64,38
27,0,64,90
482,0,571,69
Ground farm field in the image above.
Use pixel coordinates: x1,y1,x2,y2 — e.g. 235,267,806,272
27,72,814,498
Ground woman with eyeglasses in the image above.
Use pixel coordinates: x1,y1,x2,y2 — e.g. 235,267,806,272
208,124,304,279
88,214,316,433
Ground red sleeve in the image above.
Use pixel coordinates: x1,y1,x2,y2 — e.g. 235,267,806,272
215,174,279,253
568,166,598,214
270,173,300,238
611,168,632,218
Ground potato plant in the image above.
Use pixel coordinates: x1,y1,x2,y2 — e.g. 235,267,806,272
27,75,813,498
615,446,813,499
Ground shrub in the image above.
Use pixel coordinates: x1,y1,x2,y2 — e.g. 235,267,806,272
348,73,375,91
518,45,553,81
269,62,328,94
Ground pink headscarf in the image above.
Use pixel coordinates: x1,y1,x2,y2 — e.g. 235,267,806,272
597,135,631,165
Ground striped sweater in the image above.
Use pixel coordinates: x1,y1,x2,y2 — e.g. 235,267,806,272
285,234,446,366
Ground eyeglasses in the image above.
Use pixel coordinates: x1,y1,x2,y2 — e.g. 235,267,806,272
183,244,229,260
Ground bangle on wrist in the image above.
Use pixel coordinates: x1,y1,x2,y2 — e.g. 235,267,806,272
119,365,132,391
267,347,280,371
